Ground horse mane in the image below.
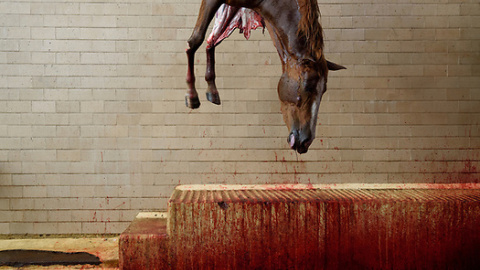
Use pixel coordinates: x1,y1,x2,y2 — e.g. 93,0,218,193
297,0,324,62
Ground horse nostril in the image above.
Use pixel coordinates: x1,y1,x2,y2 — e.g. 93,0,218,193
301,137,313,149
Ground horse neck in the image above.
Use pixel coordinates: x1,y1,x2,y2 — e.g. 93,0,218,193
259,0,322,69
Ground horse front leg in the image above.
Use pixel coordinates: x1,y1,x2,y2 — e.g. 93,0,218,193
186,47,200,109
205,46,221,105
186,0,223,109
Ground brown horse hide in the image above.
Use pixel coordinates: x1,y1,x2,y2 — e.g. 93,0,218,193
186,0,345,154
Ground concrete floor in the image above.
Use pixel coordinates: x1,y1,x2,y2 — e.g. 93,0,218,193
0,237,119,269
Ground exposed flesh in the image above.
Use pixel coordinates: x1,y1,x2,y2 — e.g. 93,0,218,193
207,4,265,48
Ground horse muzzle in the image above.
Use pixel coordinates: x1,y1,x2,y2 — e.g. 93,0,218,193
288,131,313,154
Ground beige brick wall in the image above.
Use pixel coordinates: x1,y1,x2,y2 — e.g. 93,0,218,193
1,0,479,234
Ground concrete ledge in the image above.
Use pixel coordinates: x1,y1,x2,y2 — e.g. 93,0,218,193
119,216,170,270
120,185,480,269
135,212,168,219
176,183,480,191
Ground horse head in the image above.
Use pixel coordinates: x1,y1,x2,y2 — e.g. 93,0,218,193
279,59,345,154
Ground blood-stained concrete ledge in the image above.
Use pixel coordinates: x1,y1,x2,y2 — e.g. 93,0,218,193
121,184,480,269
176,183,480,190
119,213,170,270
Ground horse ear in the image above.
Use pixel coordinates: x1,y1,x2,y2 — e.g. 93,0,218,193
327,60,346,71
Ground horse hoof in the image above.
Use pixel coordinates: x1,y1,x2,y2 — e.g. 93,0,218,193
185,95,200,109
206,92,221,105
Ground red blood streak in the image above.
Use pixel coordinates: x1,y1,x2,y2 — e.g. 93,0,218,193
120,188,480,269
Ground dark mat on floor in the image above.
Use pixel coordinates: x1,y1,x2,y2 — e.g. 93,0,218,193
0,249,101,267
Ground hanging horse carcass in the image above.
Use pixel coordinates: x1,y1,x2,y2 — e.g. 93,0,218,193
185,0,345,154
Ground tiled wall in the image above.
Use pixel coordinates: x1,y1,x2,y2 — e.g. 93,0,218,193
1,0,479,234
